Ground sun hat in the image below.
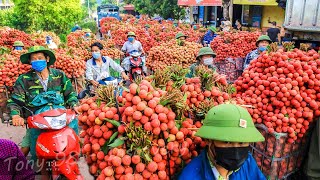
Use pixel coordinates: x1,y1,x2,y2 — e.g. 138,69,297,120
20,46,56,66
195,104,265,142
127,31,136,37
256,35,272,46
196,47,216,60
13,41,24,47
175,32,188,39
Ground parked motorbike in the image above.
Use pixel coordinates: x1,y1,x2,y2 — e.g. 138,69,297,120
121,50,146,81
27,108,83,180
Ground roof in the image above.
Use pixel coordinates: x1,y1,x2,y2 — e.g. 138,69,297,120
123,4,134,11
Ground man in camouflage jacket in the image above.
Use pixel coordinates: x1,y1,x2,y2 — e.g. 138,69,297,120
7,46,78,156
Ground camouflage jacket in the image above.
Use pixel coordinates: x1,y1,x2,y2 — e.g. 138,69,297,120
7,68,78,118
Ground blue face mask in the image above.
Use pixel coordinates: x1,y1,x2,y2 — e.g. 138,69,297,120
258,46,267,52
128,37,134,42
85,33,90,37
14,46,23,50
92,52,101,59
31,60,47,72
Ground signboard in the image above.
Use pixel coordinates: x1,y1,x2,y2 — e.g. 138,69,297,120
233,0,278,6
178,0,222,6
199,6,204,21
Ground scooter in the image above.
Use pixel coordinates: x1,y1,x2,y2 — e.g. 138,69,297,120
121,50,146,81
27,108,83,180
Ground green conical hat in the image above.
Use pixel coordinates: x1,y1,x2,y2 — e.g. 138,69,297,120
256,35,272,46
127,31,136,37
195,104,265,142
175,32,188,39
13,41,24,47
196,47,216,60
20,46,56,66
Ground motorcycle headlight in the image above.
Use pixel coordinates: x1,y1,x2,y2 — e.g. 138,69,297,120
33,122,49,129
43,113,67,129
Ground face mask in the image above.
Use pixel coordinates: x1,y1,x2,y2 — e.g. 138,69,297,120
92,52,101,59
31,60,47,72
85,33,90,37
203,57,213,65
258,46,267,52
213,146,249,171
14,46,23,50
128,37,134,42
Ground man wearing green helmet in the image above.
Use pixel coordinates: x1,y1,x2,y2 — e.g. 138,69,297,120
121,31,145,56
243,35,272,69
187,47,217,78
175,32,188,46
179,104,266,180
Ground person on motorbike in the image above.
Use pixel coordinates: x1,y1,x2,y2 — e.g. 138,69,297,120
0,139,35,180
175,32,188,46
121,32,145,56
179,104,266,180
13,41,24,51
187,47,217,78
86,42,129,87
7,46,79,179
121,50,148,78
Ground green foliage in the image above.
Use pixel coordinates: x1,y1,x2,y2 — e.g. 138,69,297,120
0,8,14,27
10,0,85,36
123,0,185,19
83,0,97,12
79,20,98,34
101,0,118,5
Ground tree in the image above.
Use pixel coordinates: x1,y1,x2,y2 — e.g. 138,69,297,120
101,0,118,5
11,0,85,34
124,0,185,19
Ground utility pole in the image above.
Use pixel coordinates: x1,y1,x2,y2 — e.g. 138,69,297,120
88,0,90,18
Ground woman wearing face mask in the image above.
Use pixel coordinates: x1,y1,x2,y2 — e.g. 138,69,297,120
243,35,272,69
121,32,145,56
179,104,266,180
86,42,129,87
13,41,24,51
187,47,217,78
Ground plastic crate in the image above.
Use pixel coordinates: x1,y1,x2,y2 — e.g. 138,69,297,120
214,58,244,83
250,124,312,180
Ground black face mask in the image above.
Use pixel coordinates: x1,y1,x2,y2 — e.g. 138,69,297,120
213,146,249,171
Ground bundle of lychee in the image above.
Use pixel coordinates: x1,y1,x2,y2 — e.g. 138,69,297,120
77,80,206,179
147,40,202,71
0,50,31,87
53,48,86,78
0,27,34,48
210,31,260,61
67,30,96,48
234,43,320,143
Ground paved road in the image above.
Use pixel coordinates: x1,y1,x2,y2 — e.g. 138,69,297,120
0,121,94,179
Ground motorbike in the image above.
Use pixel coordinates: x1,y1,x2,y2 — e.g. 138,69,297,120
27,108,83,180
121,50,146,81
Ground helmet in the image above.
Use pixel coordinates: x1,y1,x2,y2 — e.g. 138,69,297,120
196,47,216,60
13,41,24,47
175,32,188,39
256,35,272,46
208,26,217,33
127,31,136,37
195,104,265,142
83,28,91,33
129,50,141,57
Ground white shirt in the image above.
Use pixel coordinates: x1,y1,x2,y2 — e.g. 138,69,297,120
85,56,124,81
121,40,143,54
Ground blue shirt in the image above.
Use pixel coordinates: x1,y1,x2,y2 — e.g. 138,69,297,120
178,149,266,180
203,30,217,44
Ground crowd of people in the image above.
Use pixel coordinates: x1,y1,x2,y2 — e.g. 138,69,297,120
1,17,319,180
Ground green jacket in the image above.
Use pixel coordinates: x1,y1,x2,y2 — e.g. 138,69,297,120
186,62,217,78
7,68,78,118
305,119,320,178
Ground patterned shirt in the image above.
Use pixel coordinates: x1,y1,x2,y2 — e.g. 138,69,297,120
187,63,217,78
7,68,78,118
203,30,217,45
85,56,125,81
0,139,35,180
243,49,260,69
